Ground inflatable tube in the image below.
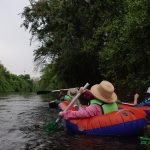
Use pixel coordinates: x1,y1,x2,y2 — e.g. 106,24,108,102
59,101,146,136
118,103,150,118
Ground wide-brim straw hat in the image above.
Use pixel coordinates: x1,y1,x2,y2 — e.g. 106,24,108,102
67,88,78,98
90,80,117,104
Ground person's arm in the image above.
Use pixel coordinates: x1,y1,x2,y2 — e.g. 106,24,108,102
133,93,139,104
59,104,102,119
79,87,93,99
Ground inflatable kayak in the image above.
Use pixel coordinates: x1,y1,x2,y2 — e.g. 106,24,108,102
118,103,150,118
59,101,146,136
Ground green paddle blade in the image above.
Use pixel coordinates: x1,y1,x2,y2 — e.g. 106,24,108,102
42,122,57,133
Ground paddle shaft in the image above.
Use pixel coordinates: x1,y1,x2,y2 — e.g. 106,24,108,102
37,87,79,94
52,87,79,93
55,83,89,123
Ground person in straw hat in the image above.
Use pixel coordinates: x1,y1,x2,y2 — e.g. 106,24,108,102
63,88,79,101
59,80,118,119
133,87,150,106
59,88,80,110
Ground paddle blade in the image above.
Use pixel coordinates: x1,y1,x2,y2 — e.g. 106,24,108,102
42,122,57,132
37,91,51,95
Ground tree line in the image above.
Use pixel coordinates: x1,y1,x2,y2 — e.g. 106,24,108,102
0,63,37,92
21,0,150,99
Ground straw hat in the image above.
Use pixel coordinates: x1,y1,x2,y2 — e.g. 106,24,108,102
67,88,78,98
90,80,117,104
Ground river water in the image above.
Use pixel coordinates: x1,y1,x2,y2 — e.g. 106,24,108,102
0,93,150,150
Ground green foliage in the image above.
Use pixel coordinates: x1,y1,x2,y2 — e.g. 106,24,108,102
38,64,67,90
21,0,150,99
0,64,37,93
98,0,150,96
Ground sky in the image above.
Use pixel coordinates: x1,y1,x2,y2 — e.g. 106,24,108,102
0,0,40,78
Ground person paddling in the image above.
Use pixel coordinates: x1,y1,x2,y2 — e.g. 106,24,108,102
60,88,80,110
64,88,79,101
59,80,118,119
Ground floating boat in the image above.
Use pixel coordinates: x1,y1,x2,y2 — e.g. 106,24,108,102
59,101,146,136
118,103,150,118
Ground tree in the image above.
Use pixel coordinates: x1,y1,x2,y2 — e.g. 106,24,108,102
21,0,150,98
0,64,37,92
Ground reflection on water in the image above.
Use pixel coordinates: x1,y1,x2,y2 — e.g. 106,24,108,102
0,93,150,150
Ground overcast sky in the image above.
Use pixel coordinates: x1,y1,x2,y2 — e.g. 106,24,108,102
0,0,40,78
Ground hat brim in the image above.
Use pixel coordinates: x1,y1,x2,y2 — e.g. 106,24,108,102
67,90,77,98
90,84,117,104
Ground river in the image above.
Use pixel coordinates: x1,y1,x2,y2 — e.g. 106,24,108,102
0,93,150,150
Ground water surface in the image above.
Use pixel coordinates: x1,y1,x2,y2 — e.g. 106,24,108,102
0,93,150,150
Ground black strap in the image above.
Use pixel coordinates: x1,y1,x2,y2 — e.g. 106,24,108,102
100,102,104,114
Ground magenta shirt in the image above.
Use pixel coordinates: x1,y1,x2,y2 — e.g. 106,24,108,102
62,104,102,120
83,90,94,99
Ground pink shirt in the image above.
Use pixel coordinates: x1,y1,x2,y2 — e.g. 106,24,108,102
62,104,102,120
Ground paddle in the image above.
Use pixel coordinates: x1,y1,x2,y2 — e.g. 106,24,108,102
43,83,89,132
37,87,79,94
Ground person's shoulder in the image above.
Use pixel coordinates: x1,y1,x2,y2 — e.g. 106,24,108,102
64,95,71,101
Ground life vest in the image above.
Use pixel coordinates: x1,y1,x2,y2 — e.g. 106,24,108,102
64,95,72,101
90,99,118,114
